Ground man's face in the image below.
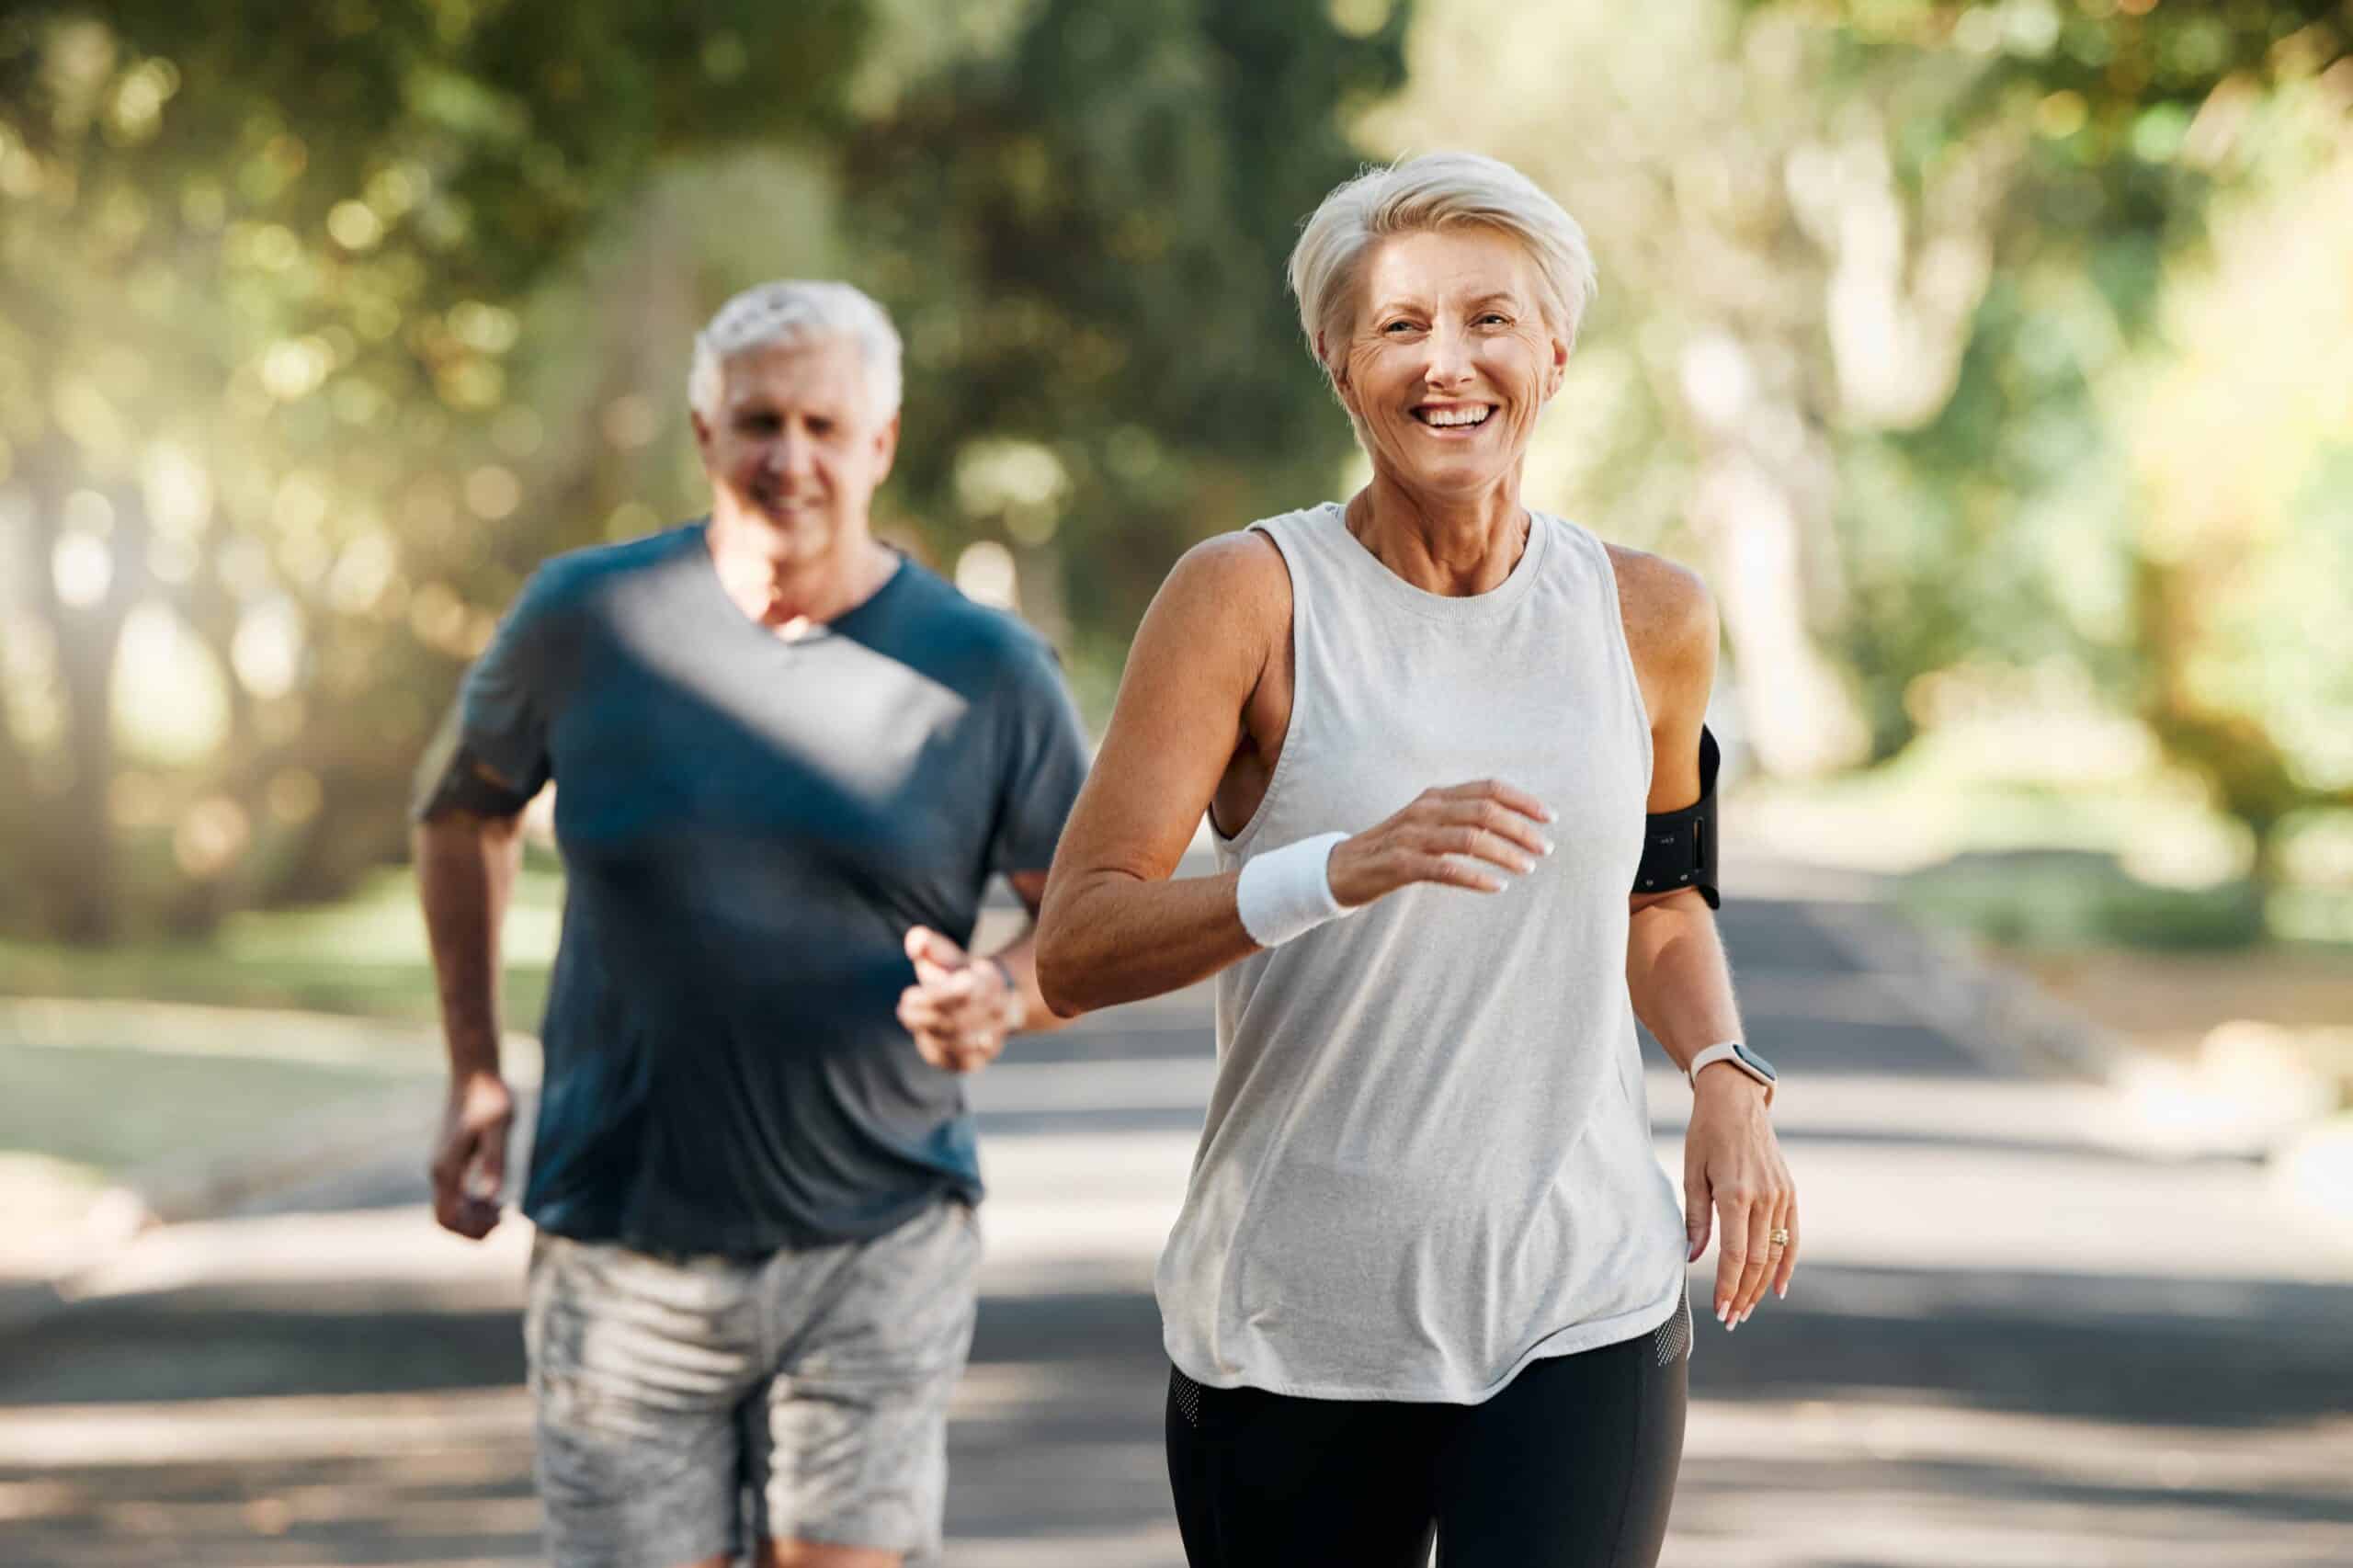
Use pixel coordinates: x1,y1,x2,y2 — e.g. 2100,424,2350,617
692,336,899,568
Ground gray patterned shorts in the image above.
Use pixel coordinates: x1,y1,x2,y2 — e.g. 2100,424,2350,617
524,1198,982,1567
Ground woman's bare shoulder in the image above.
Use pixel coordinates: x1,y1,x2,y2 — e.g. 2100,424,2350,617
1605,541,1717,678
1151,528,1293,640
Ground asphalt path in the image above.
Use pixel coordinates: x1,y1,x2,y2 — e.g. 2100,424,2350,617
4,875,2349,1566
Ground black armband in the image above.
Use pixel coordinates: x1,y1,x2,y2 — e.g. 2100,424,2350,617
1634,725,1720,909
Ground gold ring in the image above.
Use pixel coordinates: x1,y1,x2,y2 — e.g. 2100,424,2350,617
1768,1228,1790,1247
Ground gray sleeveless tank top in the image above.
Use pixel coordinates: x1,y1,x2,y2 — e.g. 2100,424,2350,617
1155,502,1688,1403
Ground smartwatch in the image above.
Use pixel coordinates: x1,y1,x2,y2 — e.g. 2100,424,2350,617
1687,1040,1776,1103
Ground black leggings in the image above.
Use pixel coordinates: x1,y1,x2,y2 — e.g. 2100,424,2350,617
1165,1296,1690,1568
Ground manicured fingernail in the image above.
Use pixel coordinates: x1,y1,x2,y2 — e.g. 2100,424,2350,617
1539,838,1554,856
1777,1284,1787,1300
1715,1301,1728,1323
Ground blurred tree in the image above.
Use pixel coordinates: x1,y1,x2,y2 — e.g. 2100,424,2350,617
0,3,868,938
1744,0,2353,869
0,0,1407,942
1362,1,1921,778
1360,0,2351,846
2119,133,2353,877
833,0,1409,694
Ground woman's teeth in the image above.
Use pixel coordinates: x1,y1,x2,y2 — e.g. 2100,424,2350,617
1417,405,1491,427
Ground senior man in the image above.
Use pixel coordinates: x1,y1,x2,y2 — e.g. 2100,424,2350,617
412,279,1089,1568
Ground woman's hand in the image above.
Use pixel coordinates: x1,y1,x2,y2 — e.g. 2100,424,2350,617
1683,1068,1798,1328
1325,779,1555,906
898,927,1022,1074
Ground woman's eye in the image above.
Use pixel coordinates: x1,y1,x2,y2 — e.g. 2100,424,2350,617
1479,313,1509,326
1383,320,1417,334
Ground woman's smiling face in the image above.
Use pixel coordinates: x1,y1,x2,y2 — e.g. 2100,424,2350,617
1331,225,1568,499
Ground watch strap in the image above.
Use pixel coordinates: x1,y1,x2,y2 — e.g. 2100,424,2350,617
1688,1040,1774,1101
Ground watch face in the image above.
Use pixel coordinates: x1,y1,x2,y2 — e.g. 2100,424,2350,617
1732,1041,1778,1083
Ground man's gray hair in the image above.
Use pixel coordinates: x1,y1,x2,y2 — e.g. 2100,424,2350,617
687,279,904,421
1287,152,1598,380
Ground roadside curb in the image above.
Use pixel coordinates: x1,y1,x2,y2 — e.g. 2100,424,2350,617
1725,846,2134,1086
1800,897,2127,1085
0,1000,539,1338
1794,892,2353,1211
0,1078,438,1338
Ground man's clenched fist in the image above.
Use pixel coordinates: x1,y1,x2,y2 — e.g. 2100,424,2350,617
898,926,1022,1074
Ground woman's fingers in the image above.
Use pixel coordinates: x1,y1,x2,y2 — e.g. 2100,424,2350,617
1438,778,1554,826
1436,796,1554,859
1416,853,1507,893
1338,779,1558,904
1711,1189,1751,1325
1412,824,1536,875
1771,1197,1801,1301
1388,784,1558,895
1733,1199,1777,1324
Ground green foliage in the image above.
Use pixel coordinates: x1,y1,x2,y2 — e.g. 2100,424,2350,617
0,857,560,1017
1897,849,2267,951
1744,0,2353,843
0,3,870,937
0,0,1408,942
836,0,1407,674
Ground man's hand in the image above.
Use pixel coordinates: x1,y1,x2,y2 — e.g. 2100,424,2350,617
1682,1068,1798,1330
430,1071,515,1240
898,926,1022,1074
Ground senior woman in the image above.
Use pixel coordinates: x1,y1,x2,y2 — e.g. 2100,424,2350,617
1034,153,1797,1566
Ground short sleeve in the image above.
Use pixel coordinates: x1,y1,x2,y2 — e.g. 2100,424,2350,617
409,570,563,822
987,638,1092,876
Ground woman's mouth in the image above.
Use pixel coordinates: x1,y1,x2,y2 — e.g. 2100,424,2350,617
1413,403,1494,429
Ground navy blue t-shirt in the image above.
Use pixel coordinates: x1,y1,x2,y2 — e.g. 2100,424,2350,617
413,523,1090,1252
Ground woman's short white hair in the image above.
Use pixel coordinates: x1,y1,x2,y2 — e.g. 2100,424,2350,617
687,279,904,422
1287,152,1598,377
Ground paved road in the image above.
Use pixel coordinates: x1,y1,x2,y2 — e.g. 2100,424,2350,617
4,872,2350,1566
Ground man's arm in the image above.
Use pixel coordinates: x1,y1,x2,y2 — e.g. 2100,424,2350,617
991,869,1067,1034
415,806,525,1239
897,870,1069,1075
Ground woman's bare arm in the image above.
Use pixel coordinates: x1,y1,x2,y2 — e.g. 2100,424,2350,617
1620,551,1742,1070
1038,530,1558,1017
1614,548,1798,1328
1034,535,1284,1017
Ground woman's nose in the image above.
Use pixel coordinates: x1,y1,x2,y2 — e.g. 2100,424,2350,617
1422,324,1474,388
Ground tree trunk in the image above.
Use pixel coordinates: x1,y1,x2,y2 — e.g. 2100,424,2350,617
20,437,143,943
1687,437,1871,779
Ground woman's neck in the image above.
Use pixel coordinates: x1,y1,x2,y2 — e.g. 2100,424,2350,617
1345,472,1529,597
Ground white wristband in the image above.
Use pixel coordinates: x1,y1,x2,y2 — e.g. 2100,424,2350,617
1234,831,1352,948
